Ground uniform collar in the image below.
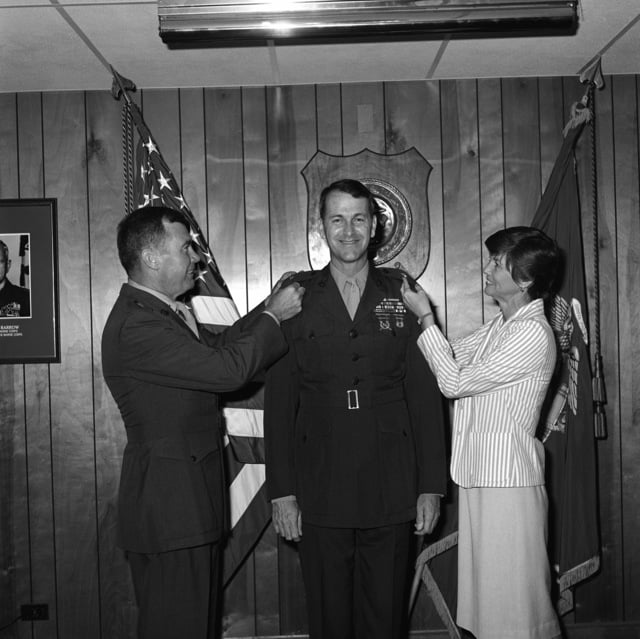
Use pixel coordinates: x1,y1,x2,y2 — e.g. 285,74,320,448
329,261,369,291
127,278,176,309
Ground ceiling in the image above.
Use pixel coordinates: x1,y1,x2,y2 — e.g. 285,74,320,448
1,1,640,94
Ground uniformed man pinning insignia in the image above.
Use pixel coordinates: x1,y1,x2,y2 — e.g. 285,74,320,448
264,178,447,639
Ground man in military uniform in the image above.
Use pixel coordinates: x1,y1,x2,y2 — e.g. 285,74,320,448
102,206,304,639
264,179,447,639
0,239,30,317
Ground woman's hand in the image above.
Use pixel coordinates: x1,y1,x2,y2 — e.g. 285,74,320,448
400,275,432,318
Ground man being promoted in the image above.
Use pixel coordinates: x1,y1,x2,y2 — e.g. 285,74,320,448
102,205,304,639
0,239,30,317
264,179,447,639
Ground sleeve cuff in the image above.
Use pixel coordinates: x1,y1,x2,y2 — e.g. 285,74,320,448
271,494,296,504
261,310,280,326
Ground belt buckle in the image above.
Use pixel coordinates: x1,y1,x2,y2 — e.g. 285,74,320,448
347,389,359,410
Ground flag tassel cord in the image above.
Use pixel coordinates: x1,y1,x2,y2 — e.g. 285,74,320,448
578,58,608,440
111,67,139,215
563,57,607,439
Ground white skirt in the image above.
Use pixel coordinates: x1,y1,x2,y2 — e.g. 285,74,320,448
457,485,561,639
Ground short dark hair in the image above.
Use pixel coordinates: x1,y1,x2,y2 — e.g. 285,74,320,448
485,226,561,303
0,240,8,263
117,206,190,275
319,179,379,219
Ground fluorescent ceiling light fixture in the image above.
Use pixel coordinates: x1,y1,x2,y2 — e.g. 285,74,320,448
158,0,579,48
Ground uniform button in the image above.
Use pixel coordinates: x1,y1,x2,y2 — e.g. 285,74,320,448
351,353,360,361
348,329,358,338
352,377,360,385
190,455,197,462
309,331,315,339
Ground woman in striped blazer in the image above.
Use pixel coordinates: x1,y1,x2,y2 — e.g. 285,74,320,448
401,227,562,639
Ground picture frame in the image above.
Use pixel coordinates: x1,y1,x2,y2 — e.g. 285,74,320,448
0,198,60,364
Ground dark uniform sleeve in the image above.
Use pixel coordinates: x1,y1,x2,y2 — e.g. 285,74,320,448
402,285,448,497
263,271,311,501
264,325,300,500
118,309,287,393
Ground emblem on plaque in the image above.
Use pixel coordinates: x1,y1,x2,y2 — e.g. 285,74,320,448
302,148,432,279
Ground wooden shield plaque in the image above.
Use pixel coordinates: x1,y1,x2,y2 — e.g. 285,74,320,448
302,148,432,279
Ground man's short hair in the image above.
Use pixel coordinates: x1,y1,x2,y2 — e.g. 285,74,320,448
319,179,379,219
117,206,190,275
0,240,8,263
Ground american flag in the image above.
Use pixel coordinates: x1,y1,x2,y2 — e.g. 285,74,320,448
126,96,271,586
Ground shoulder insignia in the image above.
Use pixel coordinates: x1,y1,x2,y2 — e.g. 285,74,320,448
282,270,317,286
377,266,408,279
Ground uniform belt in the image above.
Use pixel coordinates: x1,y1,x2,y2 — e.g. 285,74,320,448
299,387,405,410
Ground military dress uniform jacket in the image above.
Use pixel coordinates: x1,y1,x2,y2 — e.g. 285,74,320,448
0,279,30,317
102,283,287,554
265,265,447,529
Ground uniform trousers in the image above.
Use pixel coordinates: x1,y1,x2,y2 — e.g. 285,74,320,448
299,521,413,639
127,542,222,639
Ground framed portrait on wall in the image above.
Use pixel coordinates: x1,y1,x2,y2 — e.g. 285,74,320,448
0,199,60,364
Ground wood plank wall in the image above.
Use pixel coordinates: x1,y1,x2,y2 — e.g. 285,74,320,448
0,75,638,638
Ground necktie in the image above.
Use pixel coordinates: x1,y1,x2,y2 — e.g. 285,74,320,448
343,279,360,320
174,301,199,337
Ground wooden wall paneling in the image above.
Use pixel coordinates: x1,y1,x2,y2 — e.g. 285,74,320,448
576,77,624,621
501,77,541,227
538,77,565,191
43,91,98,638
242,87,272,310
85,89,136,639
611,75,640,621
0,93,19,195
240,85,280,637
316,84,342,155
204,88,247,313
0,92,30,639
439,79,482,340
382,80,452,633
477,78,507,324
267,85,317,277
179,88,207,230
0,91,18,188
16,92,57,639
266,84,317,635
313,84,342,271
384,81,446,321
341,83,385,155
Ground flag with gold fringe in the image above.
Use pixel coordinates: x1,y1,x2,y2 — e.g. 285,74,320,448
532,99,600,615
112,69,271,586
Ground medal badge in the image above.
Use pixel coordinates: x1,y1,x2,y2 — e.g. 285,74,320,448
374,298,406,332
